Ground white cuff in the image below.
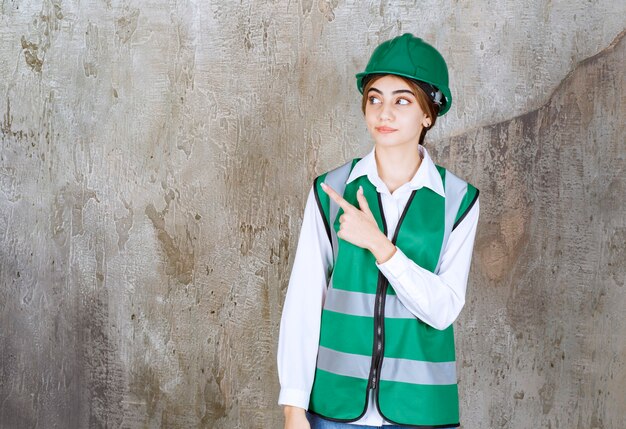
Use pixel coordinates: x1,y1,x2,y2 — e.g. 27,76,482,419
278,387,310,410
376,246,410,279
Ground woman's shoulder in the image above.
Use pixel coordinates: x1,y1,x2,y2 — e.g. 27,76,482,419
435,164,478,192
314,158,361,182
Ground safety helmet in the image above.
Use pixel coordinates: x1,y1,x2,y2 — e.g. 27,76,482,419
356,33,452,116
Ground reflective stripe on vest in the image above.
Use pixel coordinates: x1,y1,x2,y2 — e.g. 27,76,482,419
317,346,457,386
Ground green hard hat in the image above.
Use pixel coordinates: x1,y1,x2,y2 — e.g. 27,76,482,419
356,33,452,116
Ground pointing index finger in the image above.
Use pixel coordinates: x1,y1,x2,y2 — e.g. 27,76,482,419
321,182,354,212
356,185,372,214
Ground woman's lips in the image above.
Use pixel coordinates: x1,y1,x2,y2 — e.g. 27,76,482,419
375,126,397,134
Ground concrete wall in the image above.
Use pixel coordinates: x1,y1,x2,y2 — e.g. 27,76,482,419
0,1,624,428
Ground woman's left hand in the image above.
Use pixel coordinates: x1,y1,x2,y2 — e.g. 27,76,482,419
321,182,396,263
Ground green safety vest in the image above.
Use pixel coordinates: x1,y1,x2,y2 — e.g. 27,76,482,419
308,158,479,428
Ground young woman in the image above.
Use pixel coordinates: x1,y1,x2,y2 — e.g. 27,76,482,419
278,33,480,429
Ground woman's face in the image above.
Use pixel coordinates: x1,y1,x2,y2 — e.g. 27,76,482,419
364,75,431,149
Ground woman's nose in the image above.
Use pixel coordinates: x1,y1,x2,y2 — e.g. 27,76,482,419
379,103,394,121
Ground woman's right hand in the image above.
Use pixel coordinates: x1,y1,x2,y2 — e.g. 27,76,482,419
283,406,311,429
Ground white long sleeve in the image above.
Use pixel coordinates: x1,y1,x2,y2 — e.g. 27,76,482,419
376,199,480,330
277,187,332,410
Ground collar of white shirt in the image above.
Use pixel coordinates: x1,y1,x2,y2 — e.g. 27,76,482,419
345,145,446,198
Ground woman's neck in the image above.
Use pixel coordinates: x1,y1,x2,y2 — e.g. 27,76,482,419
374,144,423,194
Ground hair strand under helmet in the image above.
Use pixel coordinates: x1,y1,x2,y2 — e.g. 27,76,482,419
356,33,452,116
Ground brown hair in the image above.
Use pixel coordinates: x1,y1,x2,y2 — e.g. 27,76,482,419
361,74,440,145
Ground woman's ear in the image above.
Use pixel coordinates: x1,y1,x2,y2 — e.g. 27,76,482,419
423,116,432,129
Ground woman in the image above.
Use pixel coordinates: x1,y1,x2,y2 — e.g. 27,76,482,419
278,33,480,429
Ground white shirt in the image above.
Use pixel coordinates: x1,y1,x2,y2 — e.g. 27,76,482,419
277,145,480,425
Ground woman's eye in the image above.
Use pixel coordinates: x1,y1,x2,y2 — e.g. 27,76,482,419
369,96,381,104
397,98,410,105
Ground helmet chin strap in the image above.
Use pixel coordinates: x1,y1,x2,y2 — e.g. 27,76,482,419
432,90,444,106
414,80,446,107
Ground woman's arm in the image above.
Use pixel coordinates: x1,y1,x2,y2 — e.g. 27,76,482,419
376,199,480,330
318,182,479,330
277,187,333,410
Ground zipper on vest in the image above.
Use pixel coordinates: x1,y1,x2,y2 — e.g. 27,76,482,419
368,193,389,391
369,274,390,390
368,190,417,394
369,273,387,390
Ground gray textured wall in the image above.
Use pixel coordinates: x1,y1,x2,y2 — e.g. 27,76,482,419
0,1,624,428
